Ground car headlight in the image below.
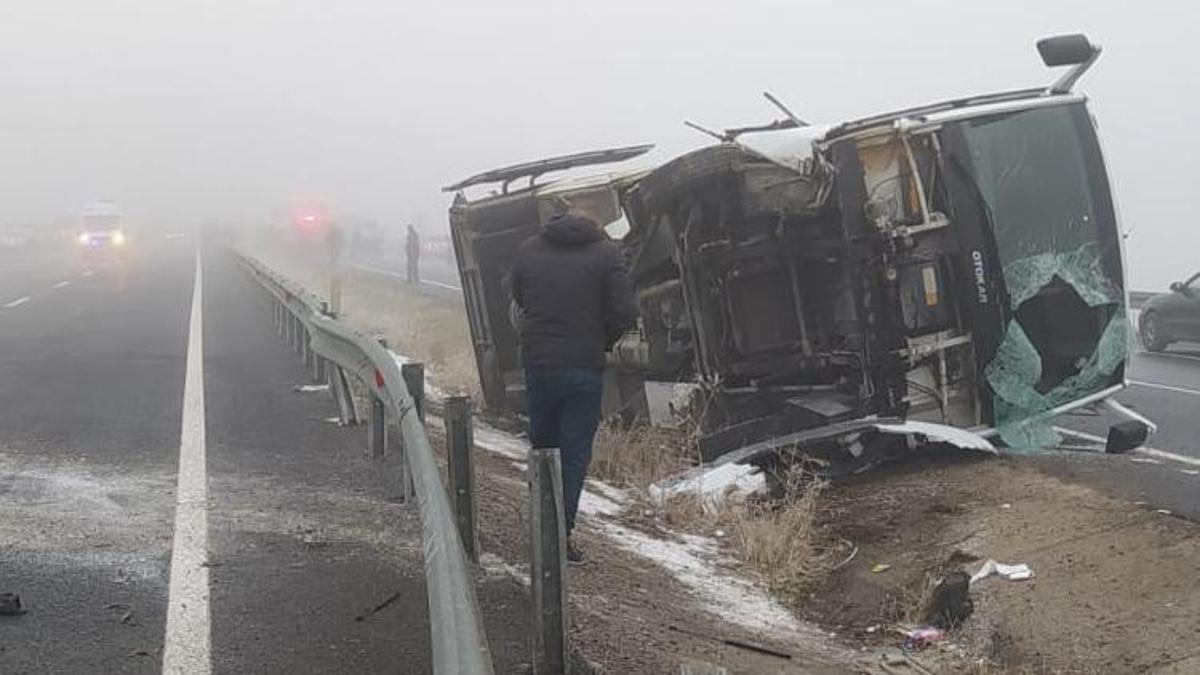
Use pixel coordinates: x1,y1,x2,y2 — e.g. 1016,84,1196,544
112,231,126,246
78,233,90,245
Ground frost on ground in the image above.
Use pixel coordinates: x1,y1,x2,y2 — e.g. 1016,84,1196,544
479,552,529,587
589,521,832,642
465,417,819,641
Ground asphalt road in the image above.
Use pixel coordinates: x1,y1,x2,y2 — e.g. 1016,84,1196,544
0,240,455,674
1027,330,1200,519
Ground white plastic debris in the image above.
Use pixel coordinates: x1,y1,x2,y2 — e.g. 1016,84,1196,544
647,462,765,510
970,559,1034,584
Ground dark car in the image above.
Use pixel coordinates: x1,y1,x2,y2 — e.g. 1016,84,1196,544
1140,273,1200,351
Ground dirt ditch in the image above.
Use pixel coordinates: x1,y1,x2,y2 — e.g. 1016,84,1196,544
800,452,1200,674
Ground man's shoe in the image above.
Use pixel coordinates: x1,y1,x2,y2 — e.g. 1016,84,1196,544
566,540,586,566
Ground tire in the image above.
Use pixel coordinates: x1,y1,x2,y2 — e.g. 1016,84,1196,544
1139,311,1169,352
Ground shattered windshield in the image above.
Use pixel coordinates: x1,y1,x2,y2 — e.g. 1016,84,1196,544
955,103,1127,447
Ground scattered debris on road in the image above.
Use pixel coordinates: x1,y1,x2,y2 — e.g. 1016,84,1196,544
0,592,26,616
354,591,402,622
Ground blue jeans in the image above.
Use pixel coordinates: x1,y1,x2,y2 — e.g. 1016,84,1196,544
525,367,604,536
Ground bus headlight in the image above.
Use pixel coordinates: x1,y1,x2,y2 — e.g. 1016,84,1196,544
112,231,126,246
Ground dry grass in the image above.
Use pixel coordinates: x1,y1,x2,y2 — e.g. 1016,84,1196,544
247,241,480,398
722,468,836,604
590,421,696,489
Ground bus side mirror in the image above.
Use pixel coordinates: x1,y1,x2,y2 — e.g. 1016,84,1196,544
1038,34,1102,94
1037,34,1097,66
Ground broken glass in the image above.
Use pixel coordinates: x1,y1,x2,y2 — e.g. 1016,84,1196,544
957,103,1126,449
984,246,1129,448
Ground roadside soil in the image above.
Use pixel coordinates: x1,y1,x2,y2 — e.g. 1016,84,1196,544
245,239,1200,674
802,450,1200,674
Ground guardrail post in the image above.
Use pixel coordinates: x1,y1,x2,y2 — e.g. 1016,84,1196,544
330,272,343,317
367,337,390,458
445,396,478,563
529,447,569,675
312,354,326,383
330,366,358,426
295,322,306,357
288,314,298,350
368,392,387,458
394,360,423,503
401,362,425,422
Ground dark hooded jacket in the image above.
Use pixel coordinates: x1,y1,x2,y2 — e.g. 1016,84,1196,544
510,214,637,371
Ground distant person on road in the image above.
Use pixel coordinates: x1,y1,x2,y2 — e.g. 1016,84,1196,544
405,225,421,285
510,208,637,565
325,222,344,263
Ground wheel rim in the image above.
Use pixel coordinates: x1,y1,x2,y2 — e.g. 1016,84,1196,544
1142,315,1158,346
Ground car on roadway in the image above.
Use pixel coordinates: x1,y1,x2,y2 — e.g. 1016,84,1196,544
76,201,129,259
1140,272,1200,351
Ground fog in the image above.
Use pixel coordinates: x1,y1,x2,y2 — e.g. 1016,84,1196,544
0,0,1194,288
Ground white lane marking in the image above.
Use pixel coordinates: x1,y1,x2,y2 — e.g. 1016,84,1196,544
1134,447,1200,469
1129,379,1200,398
3,296,31,308
348,262,463,292
52,281,70,289
421,278,462,292
1055,426,1200,468
1135,349,1200,364
162,252,211,675
82,270,94,277
1055,427,1108,446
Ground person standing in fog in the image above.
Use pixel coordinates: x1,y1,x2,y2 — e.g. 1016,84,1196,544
405,224,421,285
509,209,637,565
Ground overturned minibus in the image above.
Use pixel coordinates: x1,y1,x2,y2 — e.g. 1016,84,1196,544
447,34,1152,472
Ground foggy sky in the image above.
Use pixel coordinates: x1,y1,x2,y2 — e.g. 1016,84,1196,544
0,0,1193,288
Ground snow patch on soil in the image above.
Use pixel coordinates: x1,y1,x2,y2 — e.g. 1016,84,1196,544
592,519,810,638
479,552,529,587
463,419,810,639
474,423,531,461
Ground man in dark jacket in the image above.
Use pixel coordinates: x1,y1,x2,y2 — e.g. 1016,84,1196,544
510,210,637,564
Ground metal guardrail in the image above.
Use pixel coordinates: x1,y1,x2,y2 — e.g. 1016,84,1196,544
236,251,494,675
1129,290,1156,310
